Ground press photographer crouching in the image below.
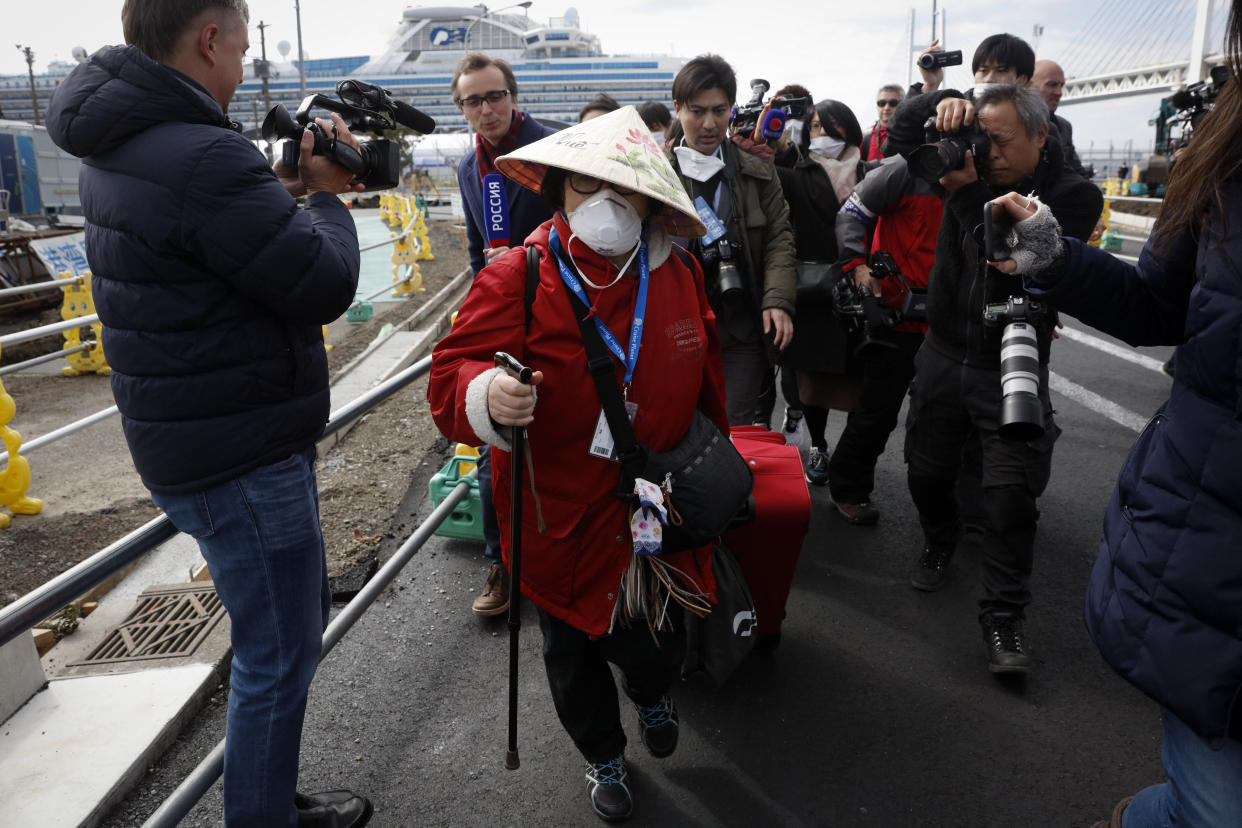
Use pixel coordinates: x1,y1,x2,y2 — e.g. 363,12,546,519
899,83,1102,674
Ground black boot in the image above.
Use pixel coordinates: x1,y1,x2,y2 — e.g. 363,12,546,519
910,545,954,591
295,790,374,827
980,612,1033,674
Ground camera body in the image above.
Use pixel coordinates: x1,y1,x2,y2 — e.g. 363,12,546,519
983,295,1049,441
262,80,435,191
696,236,745,298
917,50,964,70
907,115,990,183
731,79,810,143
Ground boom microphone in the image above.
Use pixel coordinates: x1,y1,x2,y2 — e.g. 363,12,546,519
393,100,436,134
483,173,511,248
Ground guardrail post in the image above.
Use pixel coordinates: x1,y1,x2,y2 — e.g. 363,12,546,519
60,272,109,376
0,347,44,528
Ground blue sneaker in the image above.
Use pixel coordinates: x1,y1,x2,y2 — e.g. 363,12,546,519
585,756,632,822
634,695,679,758
805,447,829,486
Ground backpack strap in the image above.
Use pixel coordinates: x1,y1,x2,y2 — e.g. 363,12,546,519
523,245,541,327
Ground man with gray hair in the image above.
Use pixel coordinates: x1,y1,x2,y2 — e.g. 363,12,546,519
901,83,1102,675
862,83,904,162
46,1,372,824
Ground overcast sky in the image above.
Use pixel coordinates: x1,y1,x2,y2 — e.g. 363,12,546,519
4,0,1212,155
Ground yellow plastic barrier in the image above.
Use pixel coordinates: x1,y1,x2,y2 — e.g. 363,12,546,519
1089,199,1111,248
60,272,109,376
0,346,44,529
454,443,480,475
391,230,424,297
411,212,434,261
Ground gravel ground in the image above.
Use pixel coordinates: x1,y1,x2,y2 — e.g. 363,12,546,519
0,217,470,611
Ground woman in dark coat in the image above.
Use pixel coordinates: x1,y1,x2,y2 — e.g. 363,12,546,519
992,5,1242,823
776,100,864,484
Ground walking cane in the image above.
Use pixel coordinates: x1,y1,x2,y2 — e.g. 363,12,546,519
495,351,533,771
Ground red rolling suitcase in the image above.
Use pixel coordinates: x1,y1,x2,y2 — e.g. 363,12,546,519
722,426,811,648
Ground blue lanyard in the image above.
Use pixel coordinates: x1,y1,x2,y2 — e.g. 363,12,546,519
548,225,649,386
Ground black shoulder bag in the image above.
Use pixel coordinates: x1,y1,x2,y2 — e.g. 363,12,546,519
552,246,753,553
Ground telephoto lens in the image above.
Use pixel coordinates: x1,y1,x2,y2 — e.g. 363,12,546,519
716,239,743,297
998,321,1045,440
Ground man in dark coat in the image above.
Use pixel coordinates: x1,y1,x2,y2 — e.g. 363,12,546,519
896,83,1102,674
45,1,370,825
1030,59,1089,178
451,53,558,616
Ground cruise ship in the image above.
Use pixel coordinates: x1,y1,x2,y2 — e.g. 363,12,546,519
1,5,686,142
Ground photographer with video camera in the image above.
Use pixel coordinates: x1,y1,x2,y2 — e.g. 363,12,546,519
897,82,1102,675
46,1,372,825
827,129,943,524
990,3,1242,821
666,55,797,427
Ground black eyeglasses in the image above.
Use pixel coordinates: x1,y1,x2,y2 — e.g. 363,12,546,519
567,172,637,197
876,98,901,108
456,89,511,110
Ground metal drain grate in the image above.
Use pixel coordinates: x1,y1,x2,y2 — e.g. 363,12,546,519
71,583,227,666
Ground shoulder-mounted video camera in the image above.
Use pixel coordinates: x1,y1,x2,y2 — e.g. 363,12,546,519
1168,65,1230,130
262,79,436,191
730,79,810,143
907,114,990,184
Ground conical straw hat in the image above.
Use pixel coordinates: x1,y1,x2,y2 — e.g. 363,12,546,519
496,106,706,238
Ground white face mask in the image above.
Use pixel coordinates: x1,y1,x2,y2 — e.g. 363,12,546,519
786,120,804,145
673,144,726,182
566,189,643,257
973,82,1004,96
809,135,846,158
649,129,666,145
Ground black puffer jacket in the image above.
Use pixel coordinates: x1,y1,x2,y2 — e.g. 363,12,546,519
45,45,359,493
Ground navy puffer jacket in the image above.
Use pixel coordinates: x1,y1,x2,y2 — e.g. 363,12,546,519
1027,173,1242,747
45,46,359,494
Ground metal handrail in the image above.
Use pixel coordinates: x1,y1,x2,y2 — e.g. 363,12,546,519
0,341,93,376
142,466,476,828
0,405,119,464
0,275,81,299
0,355,433,650
1104,193,1164,206
0,314,99,348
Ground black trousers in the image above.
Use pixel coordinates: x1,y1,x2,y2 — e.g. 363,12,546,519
716,296,771,426
538,607,686,764
828,329,923,503
903,343,1060,616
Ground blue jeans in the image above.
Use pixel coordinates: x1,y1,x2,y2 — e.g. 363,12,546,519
152,447,330,828
478,445,501,562
1123,706,1242,828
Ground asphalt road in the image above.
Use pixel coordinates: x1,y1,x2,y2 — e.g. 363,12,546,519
105,295,1177,828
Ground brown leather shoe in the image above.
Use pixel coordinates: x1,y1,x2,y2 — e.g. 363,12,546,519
472,562,510,616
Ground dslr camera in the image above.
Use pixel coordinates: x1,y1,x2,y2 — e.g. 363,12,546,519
731,79,810,143
262,79,436,191
908,115,990,183
982,294,1049,441
695,235,745,298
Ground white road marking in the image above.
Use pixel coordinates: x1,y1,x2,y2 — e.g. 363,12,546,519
1058,326,1167,374
1048,372,1149,433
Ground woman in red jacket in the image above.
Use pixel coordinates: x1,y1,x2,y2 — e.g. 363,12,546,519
428,106,727,823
